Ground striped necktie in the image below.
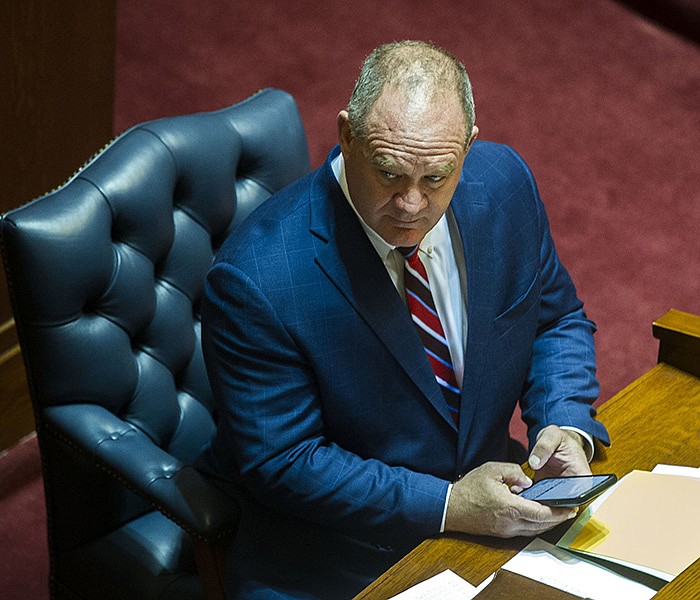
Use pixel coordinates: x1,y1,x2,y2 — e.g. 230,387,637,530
399,246,460,426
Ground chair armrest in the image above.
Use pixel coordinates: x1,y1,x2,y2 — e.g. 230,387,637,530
44,403,239,540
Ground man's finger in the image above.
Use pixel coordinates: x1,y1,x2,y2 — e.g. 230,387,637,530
528,425,563,470
516,499,578,525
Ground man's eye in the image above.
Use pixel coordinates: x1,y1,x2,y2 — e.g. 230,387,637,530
425,175,446,184
382,171,399,180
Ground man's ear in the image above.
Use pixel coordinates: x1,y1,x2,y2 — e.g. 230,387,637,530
465,125,479,152
337,110,353,156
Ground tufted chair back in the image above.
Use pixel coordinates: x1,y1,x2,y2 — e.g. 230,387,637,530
0,89,310,600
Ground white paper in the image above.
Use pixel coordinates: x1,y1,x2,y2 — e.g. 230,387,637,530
388,569,478,599
652,464,700,478
501,538,657,600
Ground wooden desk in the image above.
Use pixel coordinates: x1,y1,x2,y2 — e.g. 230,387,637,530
355,310,700,600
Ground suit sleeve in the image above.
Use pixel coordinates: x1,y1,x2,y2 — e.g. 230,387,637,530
201,261,450,544
508,149,611,449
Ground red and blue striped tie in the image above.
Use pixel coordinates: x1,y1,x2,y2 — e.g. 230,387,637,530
399,246,460,426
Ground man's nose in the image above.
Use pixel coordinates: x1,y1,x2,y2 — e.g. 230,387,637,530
394,184,425,214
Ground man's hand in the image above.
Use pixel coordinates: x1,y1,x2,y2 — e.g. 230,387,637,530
528,425,591,480
444,462,577,537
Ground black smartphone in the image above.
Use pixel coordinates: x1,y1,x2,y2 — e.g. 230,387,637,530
517,474,617,507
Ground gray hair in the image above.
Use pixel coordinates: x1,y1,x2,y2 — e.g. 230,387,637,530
347,41,475,145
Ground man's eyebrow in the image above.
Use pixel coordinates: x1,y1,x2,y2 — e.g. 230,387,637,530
370,155,396,170
369,155,456,176
431,163,456,176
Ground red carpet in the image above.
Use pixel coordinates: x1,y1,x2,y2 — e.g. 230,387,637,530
0,435,48,600
3,1,699,597
115,0,700,405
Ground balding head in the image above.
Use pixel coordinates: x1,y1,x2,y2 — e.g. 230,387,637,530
347,41,475,147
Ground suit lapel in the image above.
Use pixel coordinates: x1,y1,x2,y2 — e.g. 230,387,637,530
450,181,498,463
309,153,455,428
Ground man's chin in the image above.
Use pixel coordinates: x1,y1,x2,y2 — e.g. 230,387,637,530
374,222,425,247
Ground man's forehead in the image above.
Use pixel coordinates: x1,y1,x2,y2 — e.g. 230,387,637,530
362,101,466,160
369,86,465,130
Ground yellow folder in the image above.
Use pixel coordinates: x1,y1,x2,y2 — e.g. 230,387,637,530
558,470,700,580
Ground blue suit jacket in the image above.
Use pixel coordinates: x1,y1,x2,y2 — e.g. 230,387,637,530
199,141,609,599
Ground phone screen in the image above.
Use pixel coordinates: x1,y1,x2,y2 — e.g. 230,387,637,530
518,474,617,506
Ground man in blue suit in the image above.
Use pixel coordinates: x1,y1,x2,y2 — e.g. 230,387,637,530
199,40,610,599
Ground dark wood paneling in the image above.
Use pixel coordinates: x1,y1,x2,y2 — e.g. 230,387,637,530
0,0,116,451
615,0,700,44
0,344,33,450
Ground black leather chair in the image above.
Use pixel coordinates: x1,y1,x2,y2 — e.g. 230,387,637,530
0,89,310,600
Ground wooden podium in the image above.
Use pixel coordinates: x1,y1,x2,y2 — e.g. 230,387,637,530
355,309,700,600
